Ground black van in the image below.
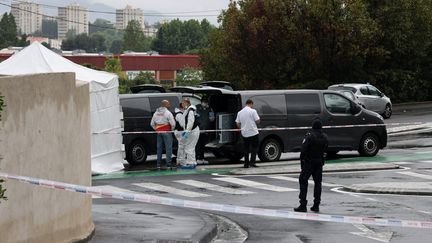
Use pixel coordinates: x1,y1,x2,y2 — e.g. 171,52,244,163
120,92,200,164
171,87,387,161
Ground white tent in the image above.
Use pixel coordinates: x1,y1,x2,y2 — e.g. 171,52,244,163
0,42,124,174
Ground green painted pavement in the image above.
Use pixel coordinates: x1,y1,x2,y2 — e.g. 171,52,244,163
93,151,432,180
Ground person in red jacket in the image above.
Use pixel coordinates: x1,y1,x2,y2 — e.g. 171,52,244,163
150,100,176,170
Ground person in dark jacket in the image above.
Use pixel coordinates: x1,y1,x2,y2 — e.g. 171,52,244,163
294,119,328,213
195,96,215,165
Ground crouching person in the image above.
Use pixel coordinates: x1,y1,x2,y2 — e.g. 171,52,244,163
180,98,200,169
150,100,176,170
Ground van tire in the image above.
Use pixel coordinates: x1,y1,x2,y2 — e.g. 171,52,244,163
127,140,147,165
258,138,282,162
358,133,380,157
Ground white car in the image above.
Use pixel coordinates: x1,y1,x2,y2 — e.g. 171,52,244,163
328,83,392,119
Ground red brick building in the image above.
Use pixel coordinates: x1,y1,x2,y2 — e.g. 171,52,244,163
0,54,200,84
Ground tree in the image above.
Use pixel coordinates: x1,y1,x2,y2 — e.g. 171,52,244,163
123,20,151,52
133,71,156,85
89,33,107,53
0,13,18,49
42,19,58,39
16,34,29,47
201,0,380,90
152,19,215,54
61,33,107,53
41,42,51,49
109,39,123,54
176,66,203,86
89,18,114,34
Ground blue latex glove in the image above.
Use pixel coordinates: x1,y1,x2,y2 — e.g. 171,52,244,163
182,131,190,139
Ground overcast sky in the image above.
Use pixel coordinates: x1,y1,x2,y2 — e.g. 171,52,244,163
88,0,231,24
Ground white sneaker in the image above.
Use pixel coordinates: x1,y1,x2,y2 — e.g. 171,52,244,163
196,159,209,165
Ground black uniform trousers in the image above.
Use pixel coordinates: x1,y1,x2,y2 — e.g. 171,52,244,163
243,134,259,166
298,162,323,205
196,132,209,160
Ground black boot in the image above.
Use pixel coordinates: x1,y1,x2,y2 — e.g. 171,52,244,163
294,204,307,212
310,203,319,212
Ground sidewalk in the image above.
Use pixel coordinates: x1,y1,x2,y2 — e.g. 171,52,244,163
230,162,400,175
343,182,432,196
91,201,217,243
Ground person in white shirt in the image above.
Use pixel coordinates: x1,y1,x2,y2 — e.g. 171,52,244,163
235,99,261,168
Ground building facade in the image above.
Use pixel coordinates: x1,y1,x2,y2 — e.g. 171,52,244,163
116,5,145,30
11,1,42,35
58,3,88,40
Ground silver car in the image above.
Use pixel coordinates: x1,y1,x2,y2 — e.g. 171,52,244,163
328,83,392,118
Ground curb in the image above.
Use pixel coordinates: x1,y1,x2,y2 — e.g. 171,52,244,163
230,162,400,176
342,186,432,196
190,212,218,243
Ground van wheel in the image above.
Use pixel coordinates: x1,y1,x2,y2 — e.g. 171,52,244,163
358,133,380,157
127,140,147,165
382,104,392,119
258,138,282,162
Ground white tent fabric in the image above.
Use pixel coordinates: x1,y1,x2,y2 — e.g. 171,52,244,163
0,42,124,174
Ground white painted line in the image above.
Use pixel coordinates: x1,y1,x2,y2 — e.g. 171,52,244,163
213,177,297,192
394,162,413,165
419,160,432,163
350,224,393,243
267,175,342,187
418,210,432,215
397,171,432,180
91,185,137,199
133,183,210,198
175,179,254,195
416,151,432,154
365,197,378,202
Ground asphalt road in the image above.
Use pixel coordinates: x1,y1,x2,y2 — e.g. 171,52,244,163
92,106,432,243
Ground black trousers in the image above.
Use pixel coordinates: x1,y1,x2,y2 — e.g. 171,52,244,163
298,163,323,205
196,133,209,160
243,135,259,166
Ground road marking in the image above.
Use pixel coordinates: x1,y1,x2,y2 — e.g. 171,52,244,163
175,180,254,195
397,171,432,180
213,177,297,192
419,160,432,163
365,197,378,202
351,224,393,243
394,162,413,165
267,175,342,187
91,185,137,199
133,183,210,198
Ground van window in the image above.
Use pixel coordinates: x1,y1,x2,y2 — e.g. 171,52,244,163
250,95,287,115
149,96,179,113
324,94,352,114
286,93,321,114
121,97,151,117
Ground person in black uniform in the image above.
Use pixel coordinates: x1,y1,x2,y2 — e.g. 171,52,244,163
294,119,328,213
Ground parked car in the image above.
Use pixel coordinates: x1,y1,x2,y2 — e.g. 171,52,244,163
120,92,200,164
335,90,365,108
130,84,166,94
171,86,388,161
328,84,392,119
200,81,235,90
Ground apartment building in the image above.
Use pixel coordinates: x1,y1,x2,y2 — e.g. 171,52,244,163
58,3,88,40
10,1,42,34
116,5,145,30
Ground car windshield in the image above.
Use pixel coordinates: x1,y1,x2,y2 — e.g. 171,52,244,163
329,86,357,93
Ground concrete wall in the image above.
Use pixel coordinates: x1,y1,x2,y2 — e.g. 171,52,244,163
0,73,94,243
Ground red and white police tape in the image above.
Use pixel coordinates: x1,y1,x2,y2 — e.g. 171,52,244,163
0,172,431,229
93,121,429,134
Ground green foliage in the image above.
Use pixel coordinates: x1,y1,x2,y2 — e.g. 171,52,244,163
176,66,203,86
42,19,58,39
123,20,152,52
152,19,215,54
110,39,123,54
61,33,107,53
118,72,157,94
201,0,432,102
16,34,30,47
89,19,114,34
0,13,18,49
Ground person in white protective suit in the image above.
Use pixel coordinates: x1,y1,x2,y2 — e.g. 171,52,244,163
180,98,200,169
174,103,186,167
